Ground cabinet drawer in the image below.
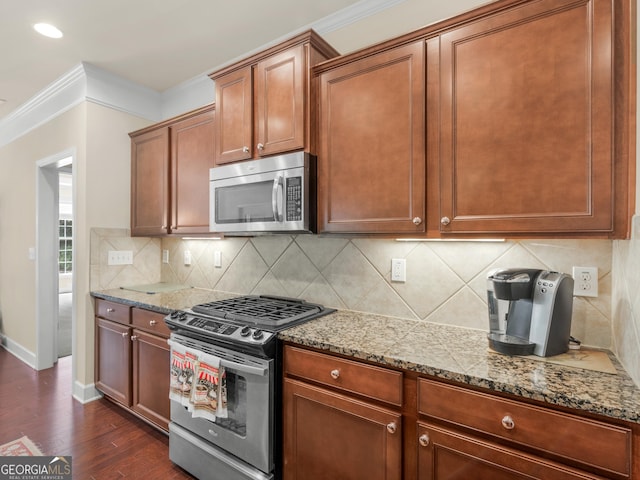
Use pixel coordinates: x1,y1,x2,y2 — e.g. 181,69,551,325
284,346,402,406
96,299,131,325
132,308,171,338
417,378,631,477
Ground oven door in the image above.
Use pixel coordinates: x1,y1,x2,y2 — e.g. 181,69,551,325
169,334,274,475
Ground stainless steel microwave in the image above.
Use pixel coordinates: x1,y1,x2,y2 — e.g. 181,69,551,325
209,151,316,234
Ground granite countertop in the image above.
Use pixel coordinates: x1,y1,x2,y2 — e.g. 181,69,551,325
91,287,640,424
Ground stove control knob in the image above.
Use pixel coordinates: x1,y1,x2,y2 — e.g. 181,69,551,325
240,326,251,337
252,329,264,341
170,311,180,319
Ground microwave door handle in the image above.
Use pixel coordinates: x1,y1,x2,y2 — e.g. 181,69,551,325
272,175,284,222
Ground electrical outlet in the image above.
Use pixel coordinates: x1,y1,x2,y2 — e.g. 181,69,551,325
184,250,192,266
162,250,169,264
572,266,598,297
108,250,133,265
214,251,222,268
391,258,406,282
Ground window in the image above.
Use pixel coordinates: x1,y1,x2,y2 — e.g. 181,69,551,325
59,220,72,273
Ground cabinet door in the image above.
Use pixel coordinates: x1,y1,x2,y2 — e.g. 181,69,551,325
130,127,170,236
215,67,253,164
255,44,305,157
170,108,215,234
283,378,402,480
131,329,170,431
317,40,425,234
417,422,602,480
95,318,132,406
437,0,614,235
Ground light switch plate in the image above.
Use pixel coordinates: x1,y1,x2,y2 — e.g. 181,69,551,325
108,250,133,265
391,258,406,282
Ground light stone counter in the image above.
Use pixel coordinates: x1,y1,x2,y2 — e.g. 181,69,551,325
90,288,640,424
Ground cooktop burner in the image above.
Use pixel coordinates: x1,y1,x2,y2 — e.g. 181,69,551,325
191,295,324,327
164,295,335,354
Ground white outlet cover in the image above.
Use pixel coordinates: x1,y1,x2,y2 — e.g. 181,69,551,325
391,258,406,282
572,266,598,297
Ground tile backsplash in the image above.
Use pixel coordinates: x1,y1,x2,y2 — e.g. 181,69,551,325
90,229,613,349
612,216,640,386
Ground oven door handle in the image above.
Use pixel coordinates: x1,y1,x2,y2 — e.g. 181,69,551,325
220,359,269,377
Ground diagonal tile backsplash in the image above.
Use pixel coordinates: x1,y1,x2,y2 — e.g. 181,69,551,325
89,228,612,349
157,235,612,349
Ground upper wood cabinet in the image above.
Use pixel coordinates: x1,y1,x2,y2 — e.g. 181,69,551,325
130,104,215,236
432,0,633,238
315,40,426,234
210,30,339,165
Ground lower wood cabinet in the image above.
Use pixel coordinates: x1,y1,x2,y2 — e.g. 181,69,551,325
283,346,402,480
416,422,603,480
94,299,170,431
96,317,131,406
283,344,638,480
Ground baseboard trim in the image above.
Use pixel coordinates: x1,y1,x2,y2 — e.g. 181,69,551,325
73,381,103,404
0,337,37,369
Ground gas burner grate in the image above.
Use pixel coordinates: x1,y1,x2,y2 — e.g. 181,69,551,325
192,295,323,326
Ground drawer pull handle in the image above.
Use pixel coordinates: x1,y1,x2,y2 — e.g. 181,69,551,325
131,335,138,341
412,217,422,226
419,434,430,447
386,422,397,434
501,415,515,430
330,369,340,380
107,308,115,313
441,216,451,226
121,332,128,338
149,320,157,326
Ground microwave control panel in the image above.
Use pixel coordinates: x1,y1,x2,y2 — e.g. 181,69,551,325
286,177,302,221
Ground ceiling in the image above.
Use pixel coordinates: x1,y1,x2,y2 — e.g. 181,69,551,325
0,0,373,121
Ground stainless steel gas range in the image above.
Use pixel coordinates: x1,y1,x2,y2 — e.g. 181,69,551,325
164,295,335,480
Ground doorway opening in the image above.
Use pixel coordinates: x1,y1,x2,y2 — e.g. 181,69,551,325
58,169,73,358
36,149,75,370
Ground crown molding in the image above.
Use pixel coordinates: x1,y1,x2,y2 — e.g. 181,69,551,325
0,0,405,148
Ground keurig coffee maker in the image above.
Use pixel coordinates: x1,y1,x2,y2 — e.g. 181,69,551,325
487,268,574,357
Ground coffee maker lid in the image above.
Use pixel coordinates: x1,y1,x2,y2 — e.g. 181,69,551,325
489,268,542,283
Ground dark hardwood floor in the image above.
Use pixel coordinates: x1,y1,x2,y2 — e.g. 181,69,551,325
0,347,195,479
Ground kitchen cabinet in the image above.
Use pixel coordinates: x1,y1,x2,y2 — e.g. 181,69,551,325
95,299,171,431
315,40,426,234
210,30,339,165
432,0,633,237
283,343,637,480
130,104,215,236
283,345,402,480
416,378,631,480
313,0,633,238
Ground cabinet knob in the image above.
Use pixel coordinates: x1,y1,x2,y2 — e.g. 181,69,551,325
106,308,115,313
330,369,340,380
440,216,451,226
121,332,128,338
242,146,250,153
501,415,515,430
149,320,157,326
131,335,138,341
257,143,264,151
419,433,430,447
412,217,422,226
386,422,397,434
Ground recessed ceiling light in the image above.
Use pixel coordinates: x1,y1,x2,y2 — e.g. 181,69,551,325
34,23,63,39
